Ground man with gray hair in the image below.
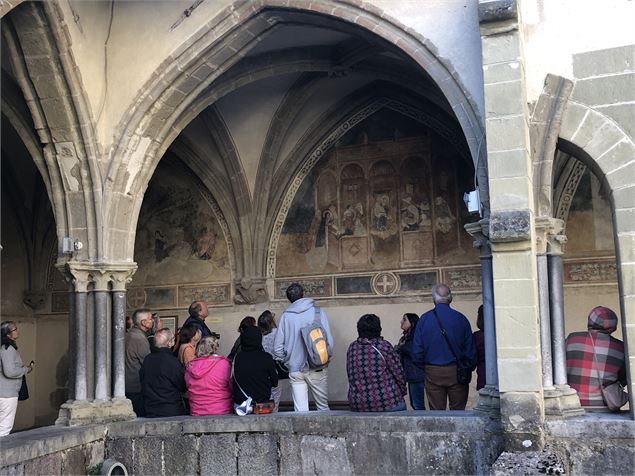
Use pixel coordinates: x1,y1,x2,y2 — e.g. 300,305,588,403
125,308,153,416
140,328,187,417
412,284,477,410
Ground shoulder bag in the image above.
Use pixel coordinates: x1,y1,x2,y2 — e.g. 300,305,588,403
588,332,628,411
432,310,475,385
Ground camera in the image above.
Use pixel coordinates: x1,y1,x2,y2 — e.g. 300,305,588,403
211,331,221,339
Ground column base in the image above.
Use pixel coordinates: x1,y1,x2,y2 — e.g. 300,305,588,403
55,398,135,426
475,385,501,416
544,385,585,418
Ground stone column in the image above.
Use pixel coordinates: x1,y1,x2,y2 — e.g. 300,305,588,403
93,273,110,401
466,221,500,414
56,261,137,426
537,218,583,417
480,0,544,450
111,270,134,399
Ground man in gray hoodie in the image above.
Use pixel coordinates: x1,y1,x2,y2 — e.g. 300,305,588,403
274,283,333,411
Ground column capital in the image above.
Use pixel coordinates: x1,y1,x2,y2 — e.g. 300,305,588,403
58,261,138,292
465,219,492,257
535,216,567,255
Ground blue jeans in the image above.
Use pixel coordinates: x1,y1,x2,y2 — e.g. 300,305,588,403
408,381,425,410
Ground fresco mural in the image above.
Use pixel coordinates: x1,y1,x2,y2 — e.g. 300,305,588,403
133,163,231,287
275,110,479,279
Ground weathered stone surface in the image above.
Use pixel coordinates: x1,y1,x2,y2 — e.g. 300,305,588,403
133,437,162,476
490,450,567,475
237,433,277,476
489,210,531,242
200,433,237,476
301,435,353,475
23,453,62,476
278,435,302,476
572,73,635,106
84,441,105,471
0,464,24,476
61,446,86,475
573,44,635,79
349,432,405,475
595,103,635,139
105,437,134,474
478,0,517,23
163,436,198,476
499,392,545,451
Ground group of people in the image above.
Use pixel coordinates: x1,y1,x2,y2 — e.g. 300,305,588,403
0,284,627,437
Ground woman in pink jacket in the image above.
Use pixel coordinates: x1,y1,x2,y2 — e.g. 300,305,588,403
185,336,232,415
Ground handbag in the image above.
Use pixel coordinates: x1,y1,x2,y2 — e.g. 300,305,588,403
254,401,275,414
432,310,475,385
18,375,29,401
589,332,628,411
275,360,289,380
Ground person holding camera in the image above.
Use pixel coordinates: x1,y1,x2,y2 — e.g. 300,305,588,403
1,321,34,436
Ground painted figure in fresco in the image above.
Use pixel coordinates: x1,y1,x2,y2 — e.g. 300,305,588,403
315,204,340,247
373,194,390,231
434,196,456,234
154,229,174,262
195,228,217,260
342,202,366,236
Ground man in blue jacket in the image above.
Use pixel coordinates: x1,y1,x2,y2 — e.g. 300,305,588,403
274,283,334,412
412,283,476,410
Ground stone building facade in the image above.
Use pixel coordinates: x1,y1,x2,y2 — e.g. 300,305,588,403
0,0,633,468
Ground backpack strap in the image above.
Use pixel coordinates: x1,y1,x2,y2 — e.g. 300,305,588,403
432,309,459,362
231,354,251,400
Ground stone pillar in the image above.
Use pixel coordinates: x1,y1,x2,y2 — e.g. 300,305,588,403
535,218,583,417
93,273,110,401
56,261,137,426
479,0,544,450
111,270,134,399
466,221,500,413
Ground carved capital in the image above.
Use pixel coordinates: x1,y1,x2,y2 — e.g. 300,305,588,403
465,219,492,258
62,261,138,293
535,217,567,256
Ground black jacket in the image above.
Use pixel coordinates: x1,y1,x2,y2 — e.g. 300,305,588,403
182,315,215,339
140,347,186,417
232,326,278,404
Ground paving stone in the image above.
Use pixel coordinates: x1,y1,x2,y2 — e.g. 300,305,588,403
237,433,277,476
199,433,237,476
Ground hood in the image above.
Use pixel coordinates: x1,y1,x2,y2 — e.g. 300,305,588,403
286,297,315,314
587,306,618,334
241,326,263,351
187,356,222,379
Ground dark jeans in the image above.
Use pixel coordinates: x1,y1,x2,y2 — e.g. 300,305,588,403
408,381,426,410
126,392,145,417
424,364,469,410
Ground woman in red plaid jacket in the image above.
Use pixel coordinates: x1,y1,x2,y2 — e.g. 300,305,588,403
565,306,627,409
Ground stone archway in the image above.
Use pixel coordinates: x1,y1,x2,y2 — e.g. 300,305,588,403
556,100,635,407
104,0,487,265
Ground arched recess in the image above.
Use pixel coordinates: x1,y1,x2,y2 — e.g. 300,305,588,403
2,2,102,262
104,0,486,264
265,92,473,278
557,99,635,408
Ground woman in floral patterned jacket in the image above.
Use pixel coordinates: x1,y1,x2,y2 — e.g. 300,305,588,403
346,314,407,412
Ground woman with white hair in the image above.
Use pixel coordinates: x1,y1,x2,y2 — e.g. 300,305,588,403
185,336,233,415
1,321,34,436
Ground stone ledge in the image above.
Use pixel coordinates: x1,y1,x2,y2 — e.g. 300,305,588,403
0,424,106,468
546,413,635,439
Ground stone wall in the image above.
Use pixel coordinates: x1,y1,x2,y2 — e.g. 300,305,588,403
2,413,634,476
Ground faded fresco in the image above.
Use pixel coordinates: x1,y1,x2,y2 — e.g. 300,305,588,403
275,110,479,278
133,163,230,286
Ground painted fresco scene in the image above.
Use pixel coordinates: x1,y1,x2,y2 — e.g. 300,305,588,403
275,109,479,279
